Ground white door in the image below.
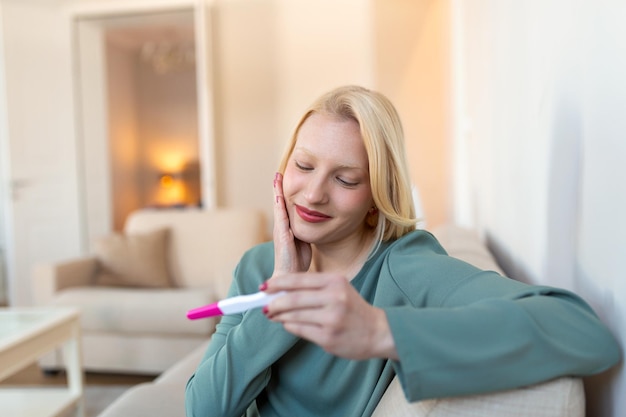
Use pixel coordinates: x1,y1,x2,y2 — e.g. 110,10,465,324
1,2,83,306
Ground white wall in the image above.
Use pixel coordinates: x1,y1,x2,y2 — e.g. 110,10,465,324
274,0,375,133
211,0,278,215
575,3,626,413
456,1,625,415
214,0,376,228
374,0,452,228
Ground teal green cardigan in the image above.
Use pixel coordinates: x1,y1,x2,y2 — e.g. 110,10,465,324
185,230,620,417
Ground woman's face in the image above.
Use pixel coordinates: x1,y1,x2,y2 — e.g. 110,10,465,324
282,113,374,248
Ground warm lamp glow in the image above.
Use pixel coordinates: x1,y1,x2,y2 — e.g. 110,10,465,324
150,146,190,173
148,152,201,208
160,174,175,188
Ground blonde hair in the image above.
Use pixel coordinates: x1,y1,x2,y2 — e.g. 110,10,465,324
278,85,417,241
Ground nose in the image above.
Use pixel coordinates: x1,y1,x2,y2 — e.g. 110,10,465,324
303,173,328,205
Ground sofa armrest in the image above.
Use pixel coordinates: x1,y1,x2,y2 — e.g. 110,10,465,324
430,224,504,275
32,256,99,305
372,376,584,417
97,382,186,417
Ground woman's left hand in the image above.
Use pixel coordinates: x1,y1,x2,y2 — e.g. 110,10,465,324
272,172,312,275
262,273,399,361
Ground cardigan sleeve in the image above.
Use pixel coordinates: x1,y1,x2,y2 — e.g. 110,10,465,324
384,256,621,402
185,248,300,417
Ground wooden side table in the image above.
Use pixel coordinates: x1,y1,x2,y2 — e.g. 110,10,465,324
0,307,84,417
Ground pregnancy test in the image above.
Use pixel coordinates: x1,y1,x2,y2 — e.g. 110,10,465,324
187,291,286,320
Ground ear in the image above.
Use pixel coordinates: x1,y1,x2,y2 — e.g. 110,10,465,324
366,206,379,228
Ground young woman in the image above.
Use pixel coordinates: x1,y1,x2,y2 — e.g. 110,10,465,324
185,85,620,417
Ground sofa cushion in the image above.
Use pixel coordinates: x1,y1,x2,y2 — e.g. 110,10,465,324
124,209,267,294
52,287,217,336
93,228,173,288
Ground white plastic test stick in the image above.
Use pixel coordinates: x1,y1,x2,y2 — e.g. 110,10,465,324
187,291,286,319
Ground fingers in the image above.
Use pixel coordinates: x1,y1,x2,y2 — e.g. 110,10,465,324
261,272,344,295
273,171,283,199
269,293,396,360
262,273,349,317
272,172,293,273
269,170,301,294
263,283,388,360
265,290,330,319
273,172,289,233
263,272,325,291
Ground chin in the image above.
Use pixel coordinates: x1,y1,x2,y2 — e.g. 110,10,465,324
291,223,325,244
291,229,316,244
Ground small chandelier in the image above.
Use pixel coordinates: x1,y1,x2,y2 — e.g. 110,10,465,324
140,41,195,74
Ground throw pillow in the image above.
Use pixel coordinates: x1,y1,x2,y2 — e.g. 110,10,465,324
93,228,172,288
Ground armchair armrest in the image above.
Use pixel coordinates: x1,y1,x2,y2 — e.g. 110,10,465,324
32,256,100,305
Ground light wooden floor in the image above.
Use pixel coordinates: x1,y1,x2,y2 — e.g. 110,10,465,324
1,362,155,387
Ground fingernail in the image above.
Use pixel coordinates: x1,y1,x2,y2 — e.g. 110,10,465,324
259,282,268,291
262,306,269,315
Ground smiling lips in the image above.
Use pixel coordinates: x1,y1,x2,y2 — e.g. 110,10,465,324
295,205,332,223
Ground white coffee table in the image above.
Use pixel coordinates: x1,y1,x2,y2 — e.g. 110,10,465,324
0,307,84,417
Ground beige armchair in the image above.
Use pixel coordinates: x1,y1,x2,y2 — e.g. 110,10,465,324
32,208,266,375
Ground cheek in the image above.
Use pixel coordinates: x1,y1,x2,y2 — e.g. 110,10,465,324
281,168,298,198
336,191,373,216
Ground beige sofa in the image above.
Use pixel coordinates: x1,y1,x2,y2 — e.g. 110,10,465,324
96,224,584,417
32,208,267,375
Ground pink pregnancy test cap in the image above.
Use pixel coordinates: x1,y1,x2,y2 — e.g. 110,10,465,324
187,303,223,320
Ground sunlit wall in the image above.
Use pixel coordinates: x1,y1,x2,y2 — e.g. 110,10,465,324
455,1,626,415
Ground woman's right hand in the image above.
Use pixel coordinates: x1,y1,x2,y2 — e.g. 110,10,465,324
272,172,312,276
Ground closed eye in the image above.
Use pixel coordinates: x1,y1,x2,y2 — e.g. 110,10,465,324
295,161,313,171
337,177,359,187
294,159,360,187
